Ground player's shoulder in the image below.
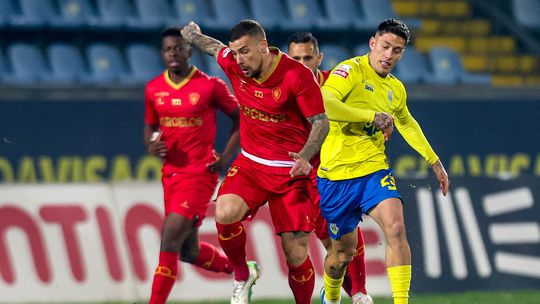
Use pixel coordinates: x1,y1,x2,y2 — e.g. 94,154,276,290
146,71,166,86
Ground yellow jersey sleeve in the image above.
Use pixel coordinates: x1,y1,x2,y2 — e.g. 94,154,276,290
322,88,375,123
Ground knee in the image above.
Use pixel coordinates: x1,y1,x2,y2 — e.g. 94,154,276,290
385,220,407,243
180,246,200,264
284,246,308,266
215,199,245,224
334,247,356,269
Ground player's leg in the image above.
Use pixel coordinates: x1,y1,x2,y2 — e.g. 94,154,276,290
150,212,195,304
368,198,410,304
280,231,314,304
348,227,373,304
180,224,233,274
323,230,357,304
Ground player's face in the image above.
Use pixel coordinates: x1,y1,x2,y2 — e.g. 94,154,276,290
229,35,266,79
368,32,406,77
161,35,191,74
288,42,322,75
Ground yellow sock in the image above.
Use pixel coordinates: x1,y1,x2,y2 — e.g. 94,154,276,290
323,271,344,303
387,265,412,304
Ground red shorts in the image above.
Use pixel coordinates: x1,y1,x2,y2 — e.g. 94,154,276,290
162,171,219,227
309,169,329,240
218,154,314,234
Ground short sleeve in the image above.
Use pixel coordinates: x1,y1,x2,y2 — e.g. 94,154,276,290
144,84,159,125
290,64,325,118
212,77,238,115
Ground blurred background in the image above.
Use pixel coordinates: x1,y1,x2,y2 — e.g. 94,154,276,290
0,0,539,303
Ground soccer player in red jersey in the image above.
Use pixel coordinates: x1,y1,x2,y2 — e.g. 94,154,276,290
288,32,373,304
145,27,240,304
182,20,329,304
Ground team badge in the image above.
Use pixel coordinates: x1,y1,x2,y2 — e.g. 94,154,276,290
272,87,282,101
329,223,339,235
388,90,393,102
189,92,200,105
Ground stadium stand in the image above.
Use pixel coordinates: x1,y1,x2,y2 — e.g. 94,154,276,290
174,0,214,27
209,0,252,29
128,0,177,30
55,0,96,28
512,0,540,29
249,0,288,30
319,44,351,71
47,43,92,83
86,43,128,83
92,0,135,28
9,0,58,27
125,44,163,83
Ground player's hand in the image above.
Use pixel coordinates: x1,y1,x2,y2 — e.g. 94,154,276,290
373,112,394,141
206,149,225,173
288,152,312,177
147,140,167,158
181,21,201,44
432,160,450,196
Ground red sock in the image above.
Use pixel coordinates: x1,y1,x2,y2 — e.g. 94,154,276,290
343,269,353,296
192,242,233,274
349,228,368,295
149,251,179,304
216,221,248,281
287,257,315,304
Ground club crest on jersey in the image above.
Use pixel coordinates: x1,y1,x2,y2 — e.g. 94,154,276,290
332,64,352,78
272,87,281,101
329,223,339,235
365,83,374,92
155,92,169,105
189,92,200,105
387,90,393,102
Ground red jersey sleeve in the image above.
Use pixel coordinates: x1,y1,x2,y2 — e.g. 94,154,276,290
144,83,159,125
212,77,238,115
291,65,325,118
217,47,235,75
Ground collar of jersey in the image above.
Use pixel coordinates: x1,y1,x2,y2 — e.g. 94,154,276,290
253,47,282,84
317,69,325,87
164,66,197,90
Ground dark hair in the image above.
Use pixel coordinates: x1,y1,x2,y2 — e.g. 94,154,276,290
376,19,410,44
287,32,320,53
228,19,266,42
161,26,182,40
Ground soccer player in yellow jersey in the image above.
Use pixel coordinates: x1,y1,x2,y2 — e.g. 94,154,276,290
317,19,450,304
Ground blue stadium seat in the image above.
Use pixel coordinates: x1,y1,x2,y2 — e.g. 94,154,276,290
125,44,163,83
53,0,96,28
393,47,432,84
47,43,91,83
202,54,231,88
0,0,17,28
429,46,491,85
322,0,366,30
9,0,58,27
93,0,135,28
512,0,540,28
0,47,13,81
282,0,326,30
247,0,287,30
358,0,421,30
128,0,177,30
352,43,370,56
320,44,350,71
174,0,214,27
7,43,54,83
86,43,128,83
209,0,252,29
190,49,206,72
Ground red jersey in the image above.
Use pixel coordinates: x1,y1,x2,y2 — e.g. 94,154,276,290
144,68,238,175
316,69,331,87
217,47,324,162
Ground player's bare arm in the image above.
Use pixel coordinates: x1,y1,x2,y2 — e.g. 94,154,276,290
181,21,226,58
432,159,450,196
289,113,329,177
373,112,394,140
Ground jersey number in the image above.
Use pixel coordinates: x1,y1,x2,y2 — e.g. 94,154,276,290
380,174,397,190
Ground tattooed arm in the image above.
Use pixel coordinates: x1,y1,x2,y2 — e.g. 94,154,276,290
289,113,329,177
181,21,226,58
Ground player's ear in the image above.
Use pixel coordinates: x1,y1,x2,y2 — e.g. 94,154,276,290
317,52,323,66
369,37,375,50
259,39,268,53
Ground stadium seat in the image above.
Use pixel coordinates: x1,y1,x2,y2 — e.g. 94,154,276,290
393,47,432,84
358,0,422,30
282,0,326,30
0,0,17,28
86,43,128,83
320,44,350,71
512,0,540,29
7,43,54,83
0,47,13,81
352,43,371,56
125,44,163,83
53,0,96,28
209,0,252,29
429,46,491,85
248,0,288,30
128,0,177,30
93,0,135,28
9,0,58,27
322,0,366,30
174,0,214,28
47,43,91,83
202,54,231,88
190,49,206,72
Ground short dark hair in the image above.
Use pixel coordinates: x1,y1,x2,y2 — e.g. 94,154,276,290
161,26,182,40
287,32,320,53
376,19,410,44
228,19,266,42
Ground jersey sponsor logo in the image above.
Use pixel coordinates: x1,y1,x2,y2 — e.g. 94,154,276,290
333,64,352,78
254,90,264,98
272,87,281,101
240,104,287,123
332,69,349,78
172,98,182,106
159,116,203,128
155,92,169,105
365,83,374,92
189,92,200,105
